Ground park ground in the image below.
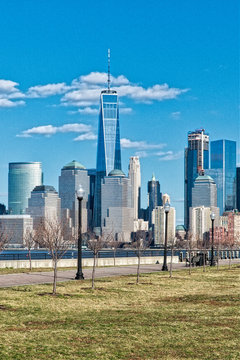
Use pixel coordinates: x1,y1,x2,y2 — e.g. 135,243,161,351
0,266,239,360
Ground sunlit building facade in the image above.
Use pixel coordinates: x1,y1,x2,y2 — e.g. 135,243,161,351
8,162,42,215
94,90,122,229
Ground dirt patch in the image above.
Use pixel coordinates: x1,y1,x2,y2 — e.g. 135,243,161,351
0,304,17,311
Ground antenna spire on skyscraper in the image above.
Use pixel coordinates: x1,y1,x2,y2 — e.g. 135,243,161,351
108,49,111,91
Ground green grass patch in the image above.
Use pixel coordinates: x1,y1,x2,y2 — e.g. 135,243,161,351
0,267,239,359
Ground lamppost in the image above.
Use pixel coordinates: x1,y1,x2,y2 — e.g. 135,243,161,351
210,212,216,267
162,201,170,271
75,185,85,280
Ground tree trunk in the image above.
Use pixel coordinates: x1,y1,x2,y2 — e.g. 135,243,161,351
217,245,219,270
203,247,206,273
28,249,32,271
53,259,57,295
114,249,116,267
189,250,192,275
92,254,96,289
170,244,173,278
136,253,140,284
229,249,232,269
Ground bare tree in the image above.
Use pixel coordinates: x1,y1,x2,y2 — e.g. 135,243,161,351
34,218,74,295
109,234,123,267
87,231,110,289
169,236,176,278
130,230,151,284
186,231,195,275
23,228,35,271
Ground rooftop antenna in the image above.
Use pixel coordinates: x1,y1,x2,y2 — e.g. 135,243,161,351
108,48,111,91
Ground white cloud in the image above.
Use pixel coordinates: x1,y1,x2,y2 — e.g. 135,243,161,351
120,107,132,114
0,80,20,94
72,107,99,115
134,151,148,158
0,72,188,111
27,83,69,98
17,123,92,138
158,150,184,161
0,99,25,108
121,138,166,150
73,72,129,86
0,79,25,107
74,132,97,141
171,111,181,119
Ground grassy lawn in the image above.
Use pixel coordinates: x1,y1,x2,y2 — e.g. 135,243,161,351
0,267,239,360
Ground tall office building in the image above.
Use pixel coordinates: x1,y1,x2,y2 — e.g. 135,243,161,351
8,162,42,215
93,51,122,229
192,174,217,208
27,185,61,228
128,156,141,220
0,215,33,245
237,167,240,212
101,169,134,241
206,140,236,215
148,174,162,228
184,129,209,229
152,206,176,246
59,160,90,233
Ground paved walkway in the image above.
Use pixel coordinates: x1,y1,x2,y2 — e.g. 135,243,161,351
0,259,239,288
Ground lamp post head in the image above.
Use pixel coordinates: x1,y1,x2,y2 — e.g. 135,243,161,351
164,201,170,214
76,185,85,200
210,212,215,221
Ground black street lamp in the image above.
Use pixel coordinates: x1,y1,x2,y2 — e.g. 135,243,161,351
75,185,85,280
162,201,170,271
210,212,216,267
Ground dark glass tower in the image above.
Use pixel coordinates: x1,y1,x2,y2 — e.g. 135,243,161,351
206,140,236,215
93,89,122,229
148,174,162,228
184,129,209,229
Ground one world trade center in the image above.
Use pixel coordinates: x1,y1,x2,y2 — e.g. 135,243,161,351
93,50,122,229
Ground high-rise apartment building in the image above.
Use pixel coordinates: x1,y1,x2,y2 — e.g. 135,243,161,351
206,140,236,215
152,206,176,246
93,53,122,229
184,129,209,229
128,156,141,220
101,169,134,241
189,206,219,242
148,174,162,228
8,162,43,215
59,160,90,233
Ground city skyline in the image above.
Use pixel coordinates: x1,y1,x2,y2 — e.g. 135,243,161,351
0,0,238,224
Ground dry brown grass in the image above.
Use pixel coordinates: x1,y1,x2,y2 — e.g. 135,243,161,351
0,266,239,359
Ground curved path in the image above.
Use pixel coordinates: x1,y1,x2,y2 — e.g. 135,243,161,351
0,259,239,288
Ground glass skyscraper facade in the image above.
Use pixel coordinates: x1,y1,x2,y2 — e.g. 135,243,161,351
8,162,42,214
93,90,122,228
206,140,236,215
184,129,209,229
148,174,162,228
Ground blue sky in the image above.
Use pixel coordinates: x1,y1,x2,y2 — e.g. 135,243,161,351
0,0,239,223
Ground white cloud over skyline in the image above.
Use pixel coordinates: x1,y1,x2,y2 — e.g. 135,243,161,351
17,123,92,138
121,138,166,150
0,71,188,110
